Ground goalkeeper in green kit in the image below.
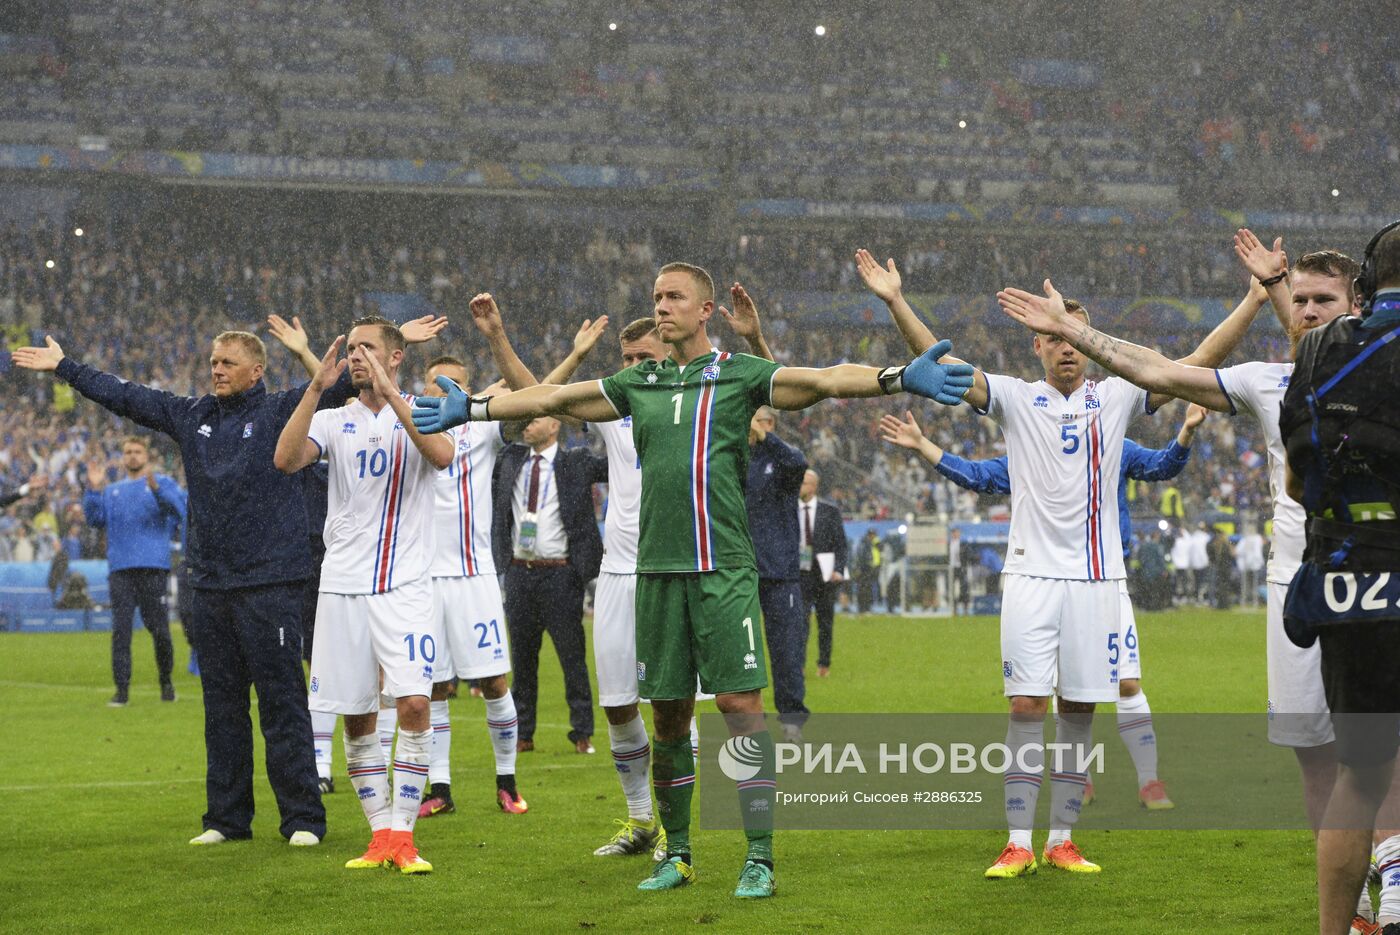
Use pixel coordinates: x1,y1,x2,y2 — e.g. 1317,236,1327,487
413,262,973,898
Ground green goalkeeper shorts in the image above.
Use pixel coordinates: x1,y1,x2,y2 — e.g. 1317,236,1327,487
634,568,767,700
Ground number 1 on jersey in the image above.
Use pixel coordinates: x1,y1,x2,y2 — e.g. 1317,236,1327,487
671,392,684,425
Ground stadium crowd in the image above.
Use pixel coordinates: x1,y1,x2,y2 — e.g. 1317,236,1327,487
0,214,1285,583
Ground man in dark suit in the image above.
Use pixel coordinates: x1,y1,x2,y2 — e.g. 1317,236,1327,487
492,415,607,754
744,406,810,740
797,470,847,677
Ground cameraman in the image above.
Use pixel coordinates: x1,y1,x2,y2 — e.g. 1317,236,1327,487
1282,220,1400,935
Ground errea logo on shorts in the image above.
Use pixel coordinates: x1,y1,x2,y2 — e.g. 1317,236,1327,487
310,677,319,692
1002,661,1013,678
744,652,758,670
637,661,646,681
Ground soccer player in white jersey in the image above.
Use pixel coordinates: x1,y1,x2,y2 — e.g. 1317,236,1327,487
413,355,529,819
1003,236,1400,930
856,246,1262,878
274,315,455,875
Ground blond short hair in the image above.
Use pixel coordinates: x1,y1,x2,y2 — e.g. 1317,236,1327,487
213,331,267,366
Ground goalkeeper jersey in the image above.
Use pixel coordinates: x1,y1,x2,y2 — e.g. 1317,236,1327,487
599,350,781,574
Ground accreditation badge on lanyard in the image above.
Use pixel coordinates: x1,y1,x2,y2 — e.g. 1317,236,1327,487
518,513,540,557
800,543,814,570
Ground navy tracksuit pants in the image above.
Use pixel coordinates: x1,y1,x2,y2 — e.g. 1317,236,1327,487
109,567,174,690
760,578,809,728
190,582,325,840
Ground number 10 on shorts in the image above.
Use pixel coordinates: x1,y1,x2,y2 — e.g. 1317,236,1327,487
402,633,436,663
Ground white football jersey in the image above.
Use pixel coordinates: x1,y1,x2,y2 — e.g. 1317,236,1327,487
589,417,640,575
983,374,1149,581
1215,361,1303,584
308,397,447,595
430,421,505,579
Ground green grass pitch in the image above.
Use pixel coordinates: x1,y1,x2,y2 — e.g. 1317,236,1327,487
0,609,1314,933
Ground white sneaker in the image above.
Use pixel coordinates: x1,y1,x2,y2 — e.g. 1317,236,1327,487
288,831,320,847
189,829,228,846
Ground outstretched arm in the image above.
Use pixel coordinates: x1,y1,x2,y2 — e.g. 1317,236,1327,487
12,336,186,437
770,338,976,411
879,410,1010,494
412,377,620,432
854,248,989,408
997,280,1232,411
1144,280,1267,411
1121,405,1206,483
470,293,538,391
717,283,774,361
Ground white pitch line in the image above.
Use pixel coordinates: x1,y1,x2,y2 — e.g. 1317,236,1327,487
1,777,205,791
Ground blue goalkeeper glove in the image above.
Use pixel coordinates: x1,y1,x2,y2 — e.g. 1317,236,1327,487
411,375,485,433
879,339,975,406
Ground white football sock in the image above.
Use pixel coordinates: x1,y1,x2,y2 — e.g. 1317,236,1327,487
1003,716,1044,851
344,731,391,832
377,707,398,764
428,700,452,787
485,692,519,777
689,716,699,758
1115,690,1158,786
1377,834,1400,924
311,710,337,780
1047,712,1094,846
607,714,653,821
390,727,432,833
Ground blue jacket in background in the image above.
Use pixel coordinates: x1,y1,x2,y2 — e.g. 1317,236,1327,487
83,474,185,571
745,432,809,581
55,358,353,590
934,438,1192,557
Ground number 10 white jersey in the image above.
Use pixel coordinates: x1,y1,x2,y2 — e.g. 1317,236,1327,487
309,397,451,595
982,374,1149,581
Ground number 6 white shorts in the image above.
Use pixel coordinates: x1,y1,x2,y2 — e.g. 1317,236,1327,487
1000,573,1121,703
308,575,438,715
431,574,512,682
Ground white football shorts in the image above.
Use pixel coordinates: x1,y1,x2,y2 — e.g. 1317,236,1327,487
1266,579,1333,747
1001,573,1121,703
308,575,438,714
431,574,512,682
593,571,640,707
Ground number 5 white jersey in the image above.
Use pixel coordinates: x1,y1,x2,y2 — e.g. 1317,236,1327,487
308,397,450,595
430,421,505,579
982,374,1149,581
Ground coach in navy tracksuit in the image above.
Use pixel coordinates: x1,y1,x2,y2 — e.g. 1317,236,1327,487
745,406,810,736
82,436,186,706
19,331,350,845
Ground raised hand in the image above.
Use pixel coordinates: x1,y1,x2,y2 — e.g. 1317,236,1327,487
469,293,504,338
311,337,347,391
401,314,449,345
855,249,903,303
719,283,762,339
144,463,159,492
360,345,398,399
412,376,472,433
1233,229,1287,283
571,316,610,360
878,411,926,450
996,279,1069,334
85,459,106,489
479,379,510,398
266,314,310,356
901,338,975,406
11,335,65,372
1184,402,1208,430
